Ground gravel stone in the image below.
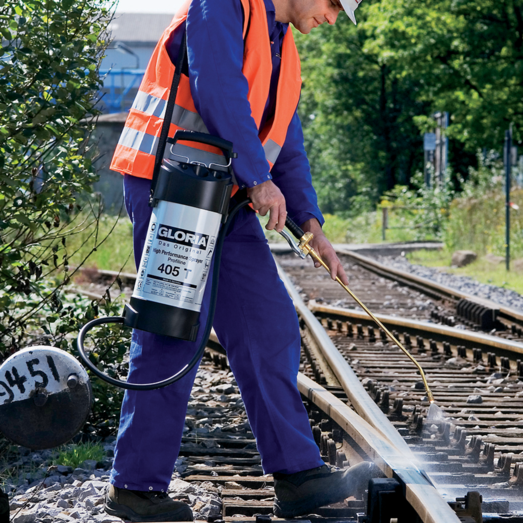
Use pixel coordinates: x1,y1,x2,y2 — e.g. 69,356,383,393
56,499,70,509
467,395,483,404
215,384,235,394
80,460,98,471
57,466,74,476
12,508,38,523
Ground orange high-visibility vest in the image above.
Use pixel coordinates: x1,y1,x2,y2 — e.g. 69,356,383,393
109,0,302,184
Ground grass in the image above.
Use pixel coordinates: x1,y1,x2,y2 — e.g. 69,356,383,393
62,198,523,301
407,249,523,296
66,211,136,274
54,442,105,469
63,208,423,275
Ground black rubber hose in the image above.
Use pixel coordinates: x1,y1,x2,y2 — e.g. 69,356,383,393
77,198,251,391
285,216,305,240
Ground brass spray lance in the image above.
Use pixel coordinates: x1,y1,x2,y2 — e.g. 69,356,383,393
281,217,440,413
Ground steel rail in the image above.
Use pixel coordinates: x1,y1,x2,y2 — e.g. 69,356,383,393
298,374,461,523
310,302,523,362
276,260,415,454
276,260,468,522
337,248,523,324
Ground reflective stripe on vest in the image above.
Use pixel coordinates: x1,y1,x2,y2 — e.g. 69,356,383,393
110,0,301,181
131,91,209,134
263,139,282,165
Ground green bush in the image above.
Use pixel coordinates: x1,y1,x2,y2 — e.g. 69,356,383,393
442,152,523,257
0,0,113,356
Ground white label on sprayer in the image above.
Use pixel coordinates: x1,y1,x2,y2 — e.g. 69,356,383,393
133,201,221,312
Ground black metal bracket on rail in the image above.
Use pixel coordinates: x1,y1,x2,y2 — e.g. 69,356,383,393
456,297,500,331
448,492,483,523
362,478,419,523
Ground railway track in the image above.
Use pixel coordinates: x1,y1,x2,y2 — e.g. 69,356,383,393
277,248,523,337
61,249,523,522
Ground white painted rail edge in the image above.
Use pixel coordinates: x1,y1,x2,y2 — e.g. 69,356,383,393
276,261,414,456
310,302,523,356
298,374,460,523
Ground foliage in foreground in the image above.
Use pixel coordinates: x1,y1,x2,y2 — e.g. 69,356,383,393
0,0,111,355
0,0,133,436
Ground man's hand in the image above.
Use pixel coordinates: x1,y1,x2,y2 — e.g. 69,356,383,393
246,180,287,233
301,218,349,285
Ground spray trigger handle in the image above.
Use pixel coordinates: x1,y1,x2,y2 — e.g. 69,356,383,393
279,229,306,259
285,216,305,240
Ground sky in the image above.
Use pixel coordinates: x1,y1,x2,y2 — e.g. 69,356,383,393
114,0,183,13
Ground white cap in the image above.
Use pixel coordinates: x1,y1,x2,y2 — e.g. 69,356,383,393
340,0,361,25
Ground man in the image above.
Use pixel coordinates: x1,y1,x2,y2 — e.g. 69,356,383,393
105,0,379,521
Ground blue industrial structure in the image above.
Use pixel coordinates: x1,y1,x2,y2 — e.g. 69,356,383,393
99,69,146,114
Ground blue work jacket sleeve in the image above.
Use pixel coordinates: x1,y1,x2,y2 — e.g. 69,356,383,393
185,0,272,189
271,111,325,228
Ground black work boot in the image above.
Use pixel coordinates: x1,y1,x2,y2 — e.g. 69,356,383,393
105,485,193,522
273,462,382,518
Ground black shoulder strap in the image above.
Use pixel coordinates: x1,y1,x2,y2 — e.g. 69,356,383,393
149,31,187,205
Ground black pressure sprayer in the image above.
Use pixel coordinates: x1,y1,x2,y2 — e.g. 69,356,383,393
77,130,251,390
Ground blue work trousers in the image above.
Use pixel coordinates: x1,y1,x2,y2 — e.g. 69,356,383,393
110,174,324,491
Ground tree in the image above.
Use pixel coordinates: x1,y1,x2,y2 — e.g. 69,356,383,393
365,0,523,151
0,0,111,356
295,3,428,214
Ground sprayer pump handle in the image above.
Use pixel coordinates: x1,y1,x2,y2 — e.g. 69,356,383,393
167,131,237,164
285,216,305,240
